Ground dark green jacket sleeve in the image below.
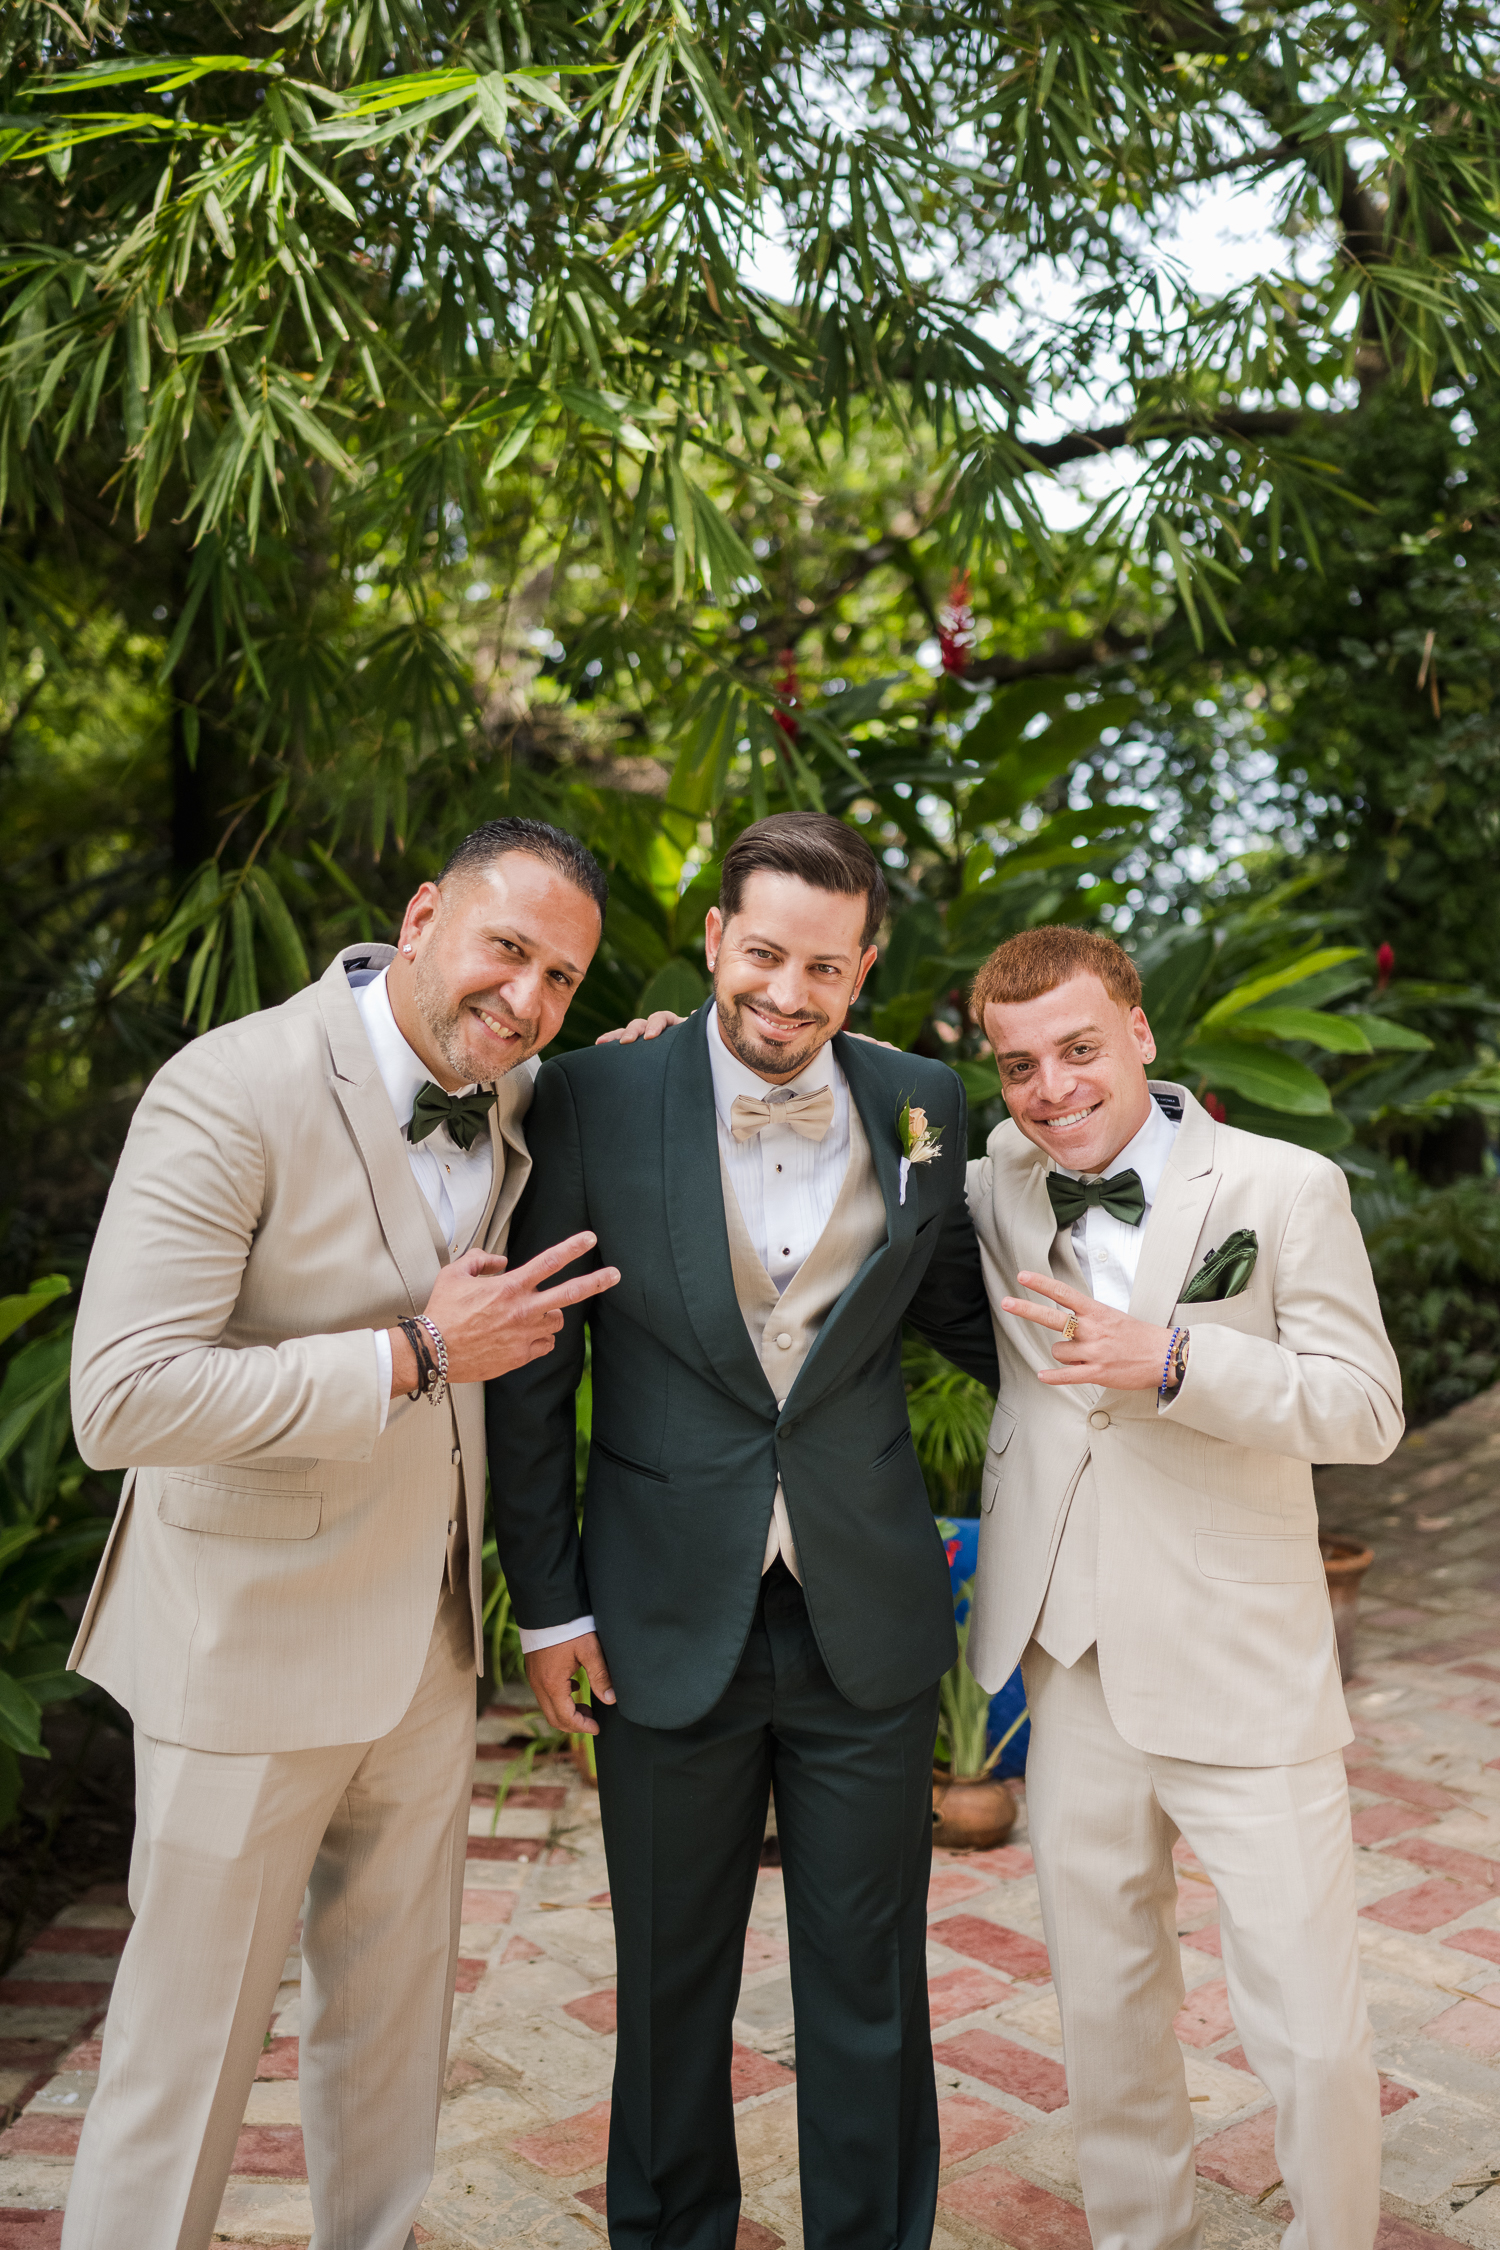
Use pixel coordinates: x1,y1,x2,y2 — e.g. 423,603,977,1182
485,1061,595,1630
904,1083,1000,1391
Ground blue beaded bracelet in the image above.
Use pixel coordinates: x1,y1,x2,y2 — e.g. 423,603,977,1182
1159,1325,1183,1401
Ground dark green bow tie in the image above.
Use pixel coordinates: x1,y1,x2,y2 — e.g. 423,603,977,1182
1047,1167,1147,1229
409,1081,496,1152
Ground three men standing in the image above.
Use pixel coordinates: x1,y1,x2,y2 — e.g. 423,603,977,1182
60,799,1405,2250
492,812,998,2250
62,820,620,2250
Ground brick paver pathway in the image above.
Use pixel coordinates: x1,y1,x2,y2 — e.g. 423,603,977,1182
3,1389,1500,2246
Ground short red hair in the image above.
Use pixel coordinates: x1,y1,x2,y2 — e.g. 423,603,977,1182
969,925,1141,1019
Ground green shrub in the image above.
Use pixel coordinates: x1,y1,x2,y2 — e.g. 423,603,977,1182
0,1284,112,1835
1354,1169,1500,1424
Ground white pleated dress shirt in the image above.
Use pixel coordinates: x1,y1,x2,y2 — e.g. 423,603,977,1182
349,965,519,1433
519,1009,855,1655
709,1005,852,1582
1052,1091,1181,1311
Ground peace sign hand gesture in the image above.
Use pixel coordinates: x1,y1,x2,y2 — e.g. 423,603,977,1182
1001,1271,1175,1393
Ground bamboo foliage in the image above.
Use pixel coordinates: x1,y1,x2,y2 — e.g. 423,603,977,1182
1,3,1497,1035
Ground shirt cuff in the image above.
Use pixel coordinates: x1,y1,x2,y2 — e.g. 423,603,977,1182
372,1329,392,1436
518,1615,597,1654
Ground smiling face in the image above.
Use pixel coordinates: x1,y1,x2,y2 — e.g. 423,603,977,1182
705,870,878,1083
983,971,1157,1174
387,853,602,1090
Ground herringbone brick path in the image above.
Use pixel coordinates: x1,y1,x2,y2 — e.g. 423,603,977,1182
3,1387,1500,2245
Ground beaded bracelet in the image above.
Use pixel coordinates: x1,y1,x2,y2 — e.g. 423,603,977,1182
1159,1325,1184,1402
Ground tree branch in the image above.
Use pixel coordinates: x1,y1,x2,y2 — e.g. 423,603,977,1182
1023,406,1321,471
964,627,1141,691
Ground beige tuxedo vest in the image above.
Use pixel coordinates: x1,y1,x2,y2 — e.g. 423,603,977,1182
718,1103,887,1568
67,946,533,1754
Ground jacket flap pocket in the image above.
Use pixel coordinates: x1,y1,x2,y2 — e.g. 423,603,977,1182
158,1474,322,1540
986,1405,1018,1460
1195,1531,1322,1585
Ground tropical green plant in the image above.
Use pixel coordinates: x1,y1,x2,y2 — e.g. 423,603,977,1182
4,0,1498,1063
0,1281,111,1835
936,1578,1027,1781
904,1335,993,1515
1353,1167,1500,1423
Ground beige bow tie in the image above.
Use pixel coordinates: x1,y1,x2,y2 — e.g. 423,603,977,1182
729,1085,836,1143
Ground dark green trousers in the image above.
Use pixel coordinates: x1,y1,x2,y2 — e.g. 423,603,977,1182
594,1560,941,2250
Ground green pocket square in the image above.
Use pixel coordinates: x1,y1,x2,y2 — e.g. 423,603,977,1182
1180,1227,1258,1304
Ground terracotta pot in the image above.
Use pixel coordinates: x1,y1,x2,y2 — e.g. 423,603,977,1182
1321,1534,1374,1683
932,1771,1016,1851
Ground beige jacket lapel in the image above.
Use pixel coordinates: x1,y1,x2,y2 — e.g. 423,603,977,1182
1127,1084,1221,1326
481,1063,535,1253
318,947,443,1312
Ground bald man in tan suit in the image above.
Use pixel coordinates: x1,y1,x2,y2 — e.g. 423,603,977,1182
62,820,620,2250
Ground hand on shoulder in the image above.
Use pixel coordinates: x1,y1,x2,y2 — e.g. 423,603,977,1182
595,1010,684,1045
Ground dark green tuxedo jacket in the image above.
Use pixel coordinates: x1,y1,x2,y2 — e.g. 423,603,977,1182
488,1005,1000,1729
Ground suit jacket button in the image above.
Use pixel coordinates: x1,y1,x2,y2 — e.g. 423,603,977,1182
1088,1409,1111,1431
776,1332,793,1348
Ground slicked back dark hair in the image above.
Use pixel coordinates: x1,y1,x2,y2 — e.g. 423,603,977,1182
438,818,607,921
719,812,887,947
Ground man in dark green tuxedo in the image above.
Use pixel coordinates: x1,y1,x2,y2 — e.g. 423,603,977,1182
489,811,999,2250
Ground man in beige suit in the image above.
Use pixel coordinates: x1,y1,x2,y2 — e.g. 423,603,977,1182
63,818,621,2250
965,925,1402,2250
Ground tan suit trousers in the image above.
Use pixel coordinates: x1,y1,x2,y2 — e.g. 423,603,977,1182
62,1590,476,2250
1022,1644,1380,2250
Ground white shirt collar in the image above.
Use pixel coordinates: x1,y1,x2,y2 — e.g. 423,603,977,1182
1057,1088,1179,1209
349,965,476,1135
705,1001,842,1132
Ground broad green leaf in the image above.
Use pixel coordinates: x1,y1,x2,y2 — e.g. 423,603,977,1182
991,806,1143,880
0,1341,71,1468
0,1672,45,1760
965,695,1137,827
474,71,510,141
1137,929,1214,1061
636,958,705,1016
0,1273,69,1347
1234,1007,1374,1054
1198,951,1364,1032
1345,1016,1434,1053
1182,1040,1333,1115
947,1056,1004,1105
245,868,310,992
0,1524,41,1580
1221,1104,1354,1154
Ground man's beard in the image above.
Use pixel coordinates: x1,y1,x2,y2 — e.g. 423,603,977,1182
411,954,534,1084
714,983,832,1081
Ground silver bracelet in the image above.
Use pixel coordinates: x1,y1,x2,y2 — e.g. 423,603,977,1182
415,1313,449,1409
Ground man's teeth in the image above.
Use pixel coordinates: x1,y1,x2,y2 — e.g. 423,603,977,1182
477,1008,516,1039
1044,1106,1095,1128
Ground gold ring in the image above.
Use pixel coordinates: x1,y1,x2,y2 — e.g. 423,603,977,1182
1060,1312,1078,1343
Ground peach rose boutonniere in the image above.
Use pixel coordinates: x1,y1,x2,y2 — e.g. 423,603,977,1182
896,1096,943,1206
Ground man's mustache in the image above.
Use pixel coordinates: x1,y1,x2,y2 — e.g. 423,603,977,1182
731,995,826,1031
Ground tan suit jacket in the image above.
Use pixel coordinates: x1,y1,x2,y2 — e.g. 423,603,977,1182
965,1084,1403,1766
67,945,533,1753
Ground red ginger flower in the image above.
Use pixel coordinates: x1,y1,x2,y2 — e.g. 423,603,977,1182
1376,943,1395,992
938,570,976,677
1204,1092,1228,1124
